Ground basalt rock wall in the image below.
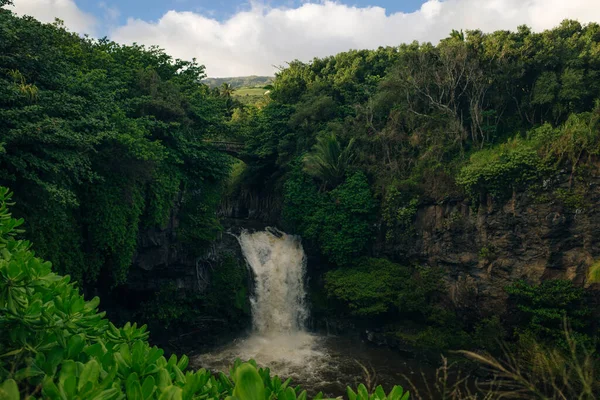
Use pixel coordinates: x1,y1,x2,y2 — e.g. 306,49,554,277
388,174,600,316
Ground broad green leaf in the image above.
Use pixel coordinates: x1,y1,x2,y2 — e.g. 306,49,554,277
42,378,62,400
90,388,121,400
387,386,405,400
126,373,143,400
0,379,19,400
158,386,182,400
374,385,386,400
59,361,77,386
176,354,189,371
347,387,357,400
357,384,369,400
62,375,77,399
157,368,172,390
141,375,156,400
232,363,265,400
78,359,100,391
66,335,85,359
282,387,296,400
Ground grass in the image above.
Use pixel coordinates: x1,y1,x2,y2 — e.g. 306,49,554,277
234,87,268,96
233,87,269,104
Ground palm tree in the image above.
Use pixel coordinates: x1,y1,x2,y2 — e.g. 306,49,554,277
303,132,355,188
220,82,233,98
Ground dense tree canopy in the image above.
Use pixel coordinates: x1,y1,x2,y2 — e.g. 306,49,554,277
230,20,600,261
0,7,232,286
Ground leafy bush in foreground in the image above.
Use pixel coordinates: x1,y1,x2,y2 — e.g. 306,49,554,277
0,185,410,399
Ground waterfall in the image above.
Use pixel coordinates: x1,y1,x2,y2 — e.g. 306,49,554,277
198,228,326,380
196,228,426,395
237,228,308,334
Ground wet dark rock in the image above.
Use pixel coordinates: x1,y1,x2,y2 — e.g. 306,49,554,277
379,173,600,316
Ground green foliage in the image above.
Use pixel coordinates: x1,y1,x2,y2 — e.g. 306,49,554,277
283,167,375,266
303,133,355,188
505,280,592,345
471,316,506,353
396,266,446,320
461,326,600,399
144,166,181,229
202,76,273,90
381,186,418,244
532,108,600,175
478,246,494,261
0,10,231,286
84,179,146,285
324,259,471,352
0,187,410,400
456,137,546,201
458,105,600,204
346,383,409,400
553,187,588,211
324,258,409,316
138,254,249,330
138,284,196,330
588,261,600,284
178,182,226,251
325,259,450,327
241,20,600,220
394,326,471,353
203,253,250,319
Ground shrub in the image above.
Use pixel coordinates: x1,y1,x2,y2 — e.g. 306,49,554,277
395,326,471,353
381,186,418,244
324,258,410,316
325,260,451,329
460,326,600,399
283,166,376,266
457,137,546,202
505,279,592,346
472,316,506,353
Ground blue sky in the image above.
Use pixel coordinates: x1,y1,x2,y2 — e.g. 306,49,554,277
11,0,600,77
78,0,426,32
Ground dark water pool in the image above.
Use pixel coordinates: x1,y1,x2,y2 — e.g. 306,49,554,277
192,332,435,398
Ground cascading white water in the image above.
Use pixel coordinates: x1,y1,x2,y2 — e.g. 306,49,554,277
197,228,326,380
238,228,308,334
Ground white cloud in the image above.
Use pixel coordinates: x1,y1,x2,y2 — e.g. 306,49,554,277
9,0,600,77
110,0,600,77
10,0,97,34
99,1,120,23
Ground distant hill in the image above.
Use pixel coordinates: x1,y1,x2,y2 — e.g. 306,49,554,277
202,76,274,89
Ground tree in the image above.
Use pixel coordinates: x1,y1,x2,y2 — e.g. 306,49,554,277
302,133,355,188
0,11,231,286
220,82,234,97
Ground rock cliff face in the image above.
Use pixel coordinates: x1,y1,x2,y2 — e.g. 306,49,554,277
125,172,600,325
391,174,600,315
125,194,274,298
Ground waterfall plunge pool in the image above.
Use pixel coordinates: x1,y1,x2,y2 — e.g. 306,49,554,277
193,332,427,397
193,229,431,397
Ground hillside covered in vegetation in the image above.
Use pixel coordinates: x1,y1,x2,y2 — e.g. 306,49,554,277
1,0,600,398
202,76,273,89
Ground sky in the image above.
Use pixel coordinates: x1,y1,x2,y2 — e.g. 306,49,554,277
9,0,600,77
